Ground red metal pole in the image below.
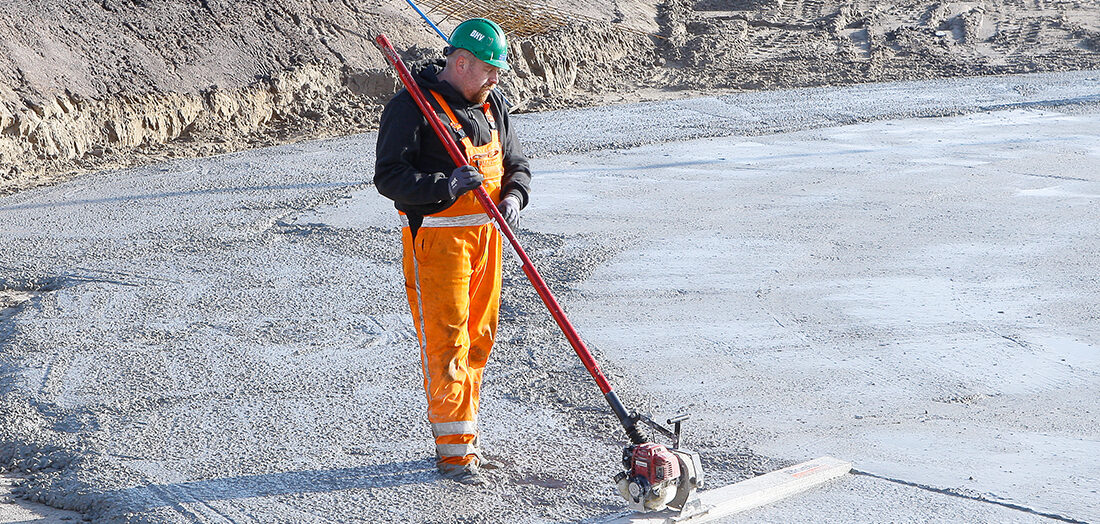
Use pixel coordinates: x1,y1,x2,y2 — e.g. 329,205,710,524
375,33,614,392
374,35,644,443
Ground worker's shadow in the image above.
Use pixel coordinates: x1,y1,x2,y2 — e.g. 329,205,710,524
0,181,359,212
100,459,435,512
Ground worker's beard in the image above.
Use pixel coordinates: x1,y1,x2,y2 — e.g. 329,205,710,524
471,84,494,104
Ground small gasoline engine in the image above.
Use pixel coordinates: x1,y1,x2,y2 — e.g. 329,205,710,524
613,415,705,513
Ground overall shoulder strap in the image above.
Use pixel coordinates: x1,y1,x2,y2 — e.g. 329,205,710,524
429,91,468,142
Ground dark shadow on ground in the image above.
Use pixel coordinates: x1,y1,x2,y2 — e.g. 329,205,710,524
0,181,360,212
98,459,436,513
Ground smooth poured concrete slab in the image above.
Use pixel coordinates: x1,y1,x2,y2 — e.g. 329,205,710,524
1,71,1097,522
545,108,1100,523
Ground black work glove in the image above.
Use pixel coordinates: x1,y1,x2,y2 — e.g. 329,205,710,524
497,195,521,231
448,165,484,198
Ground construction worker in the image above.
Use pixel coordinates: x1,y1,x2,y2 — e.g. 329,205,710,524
374,18,531,485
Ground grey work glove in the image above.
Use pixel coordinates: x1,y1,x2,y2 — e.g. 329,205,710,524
448,165,484,198
497,195,521,231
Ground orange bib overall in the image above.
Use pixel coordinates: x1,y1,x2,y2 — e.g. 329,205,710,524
400,91,503,471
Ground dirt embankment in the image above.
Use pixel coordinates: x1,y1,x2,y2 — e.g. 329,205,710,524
0,0,1097,193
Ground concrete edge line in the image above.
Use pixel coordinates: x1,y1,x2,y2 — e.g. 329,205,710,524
850,469,1089,524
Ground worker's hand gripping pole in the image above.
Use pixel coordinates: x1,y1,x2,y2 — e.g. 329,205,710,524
375,34,645,445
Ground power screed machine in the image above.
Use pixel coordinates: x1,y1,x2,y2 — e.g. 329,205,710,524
375,34,706,515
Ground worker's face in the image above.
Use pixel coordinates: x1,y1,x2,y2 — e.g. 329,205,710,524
455,52,500,104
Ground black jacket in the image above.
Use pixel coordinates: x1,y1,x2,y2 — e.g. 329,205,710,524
374,60,532,226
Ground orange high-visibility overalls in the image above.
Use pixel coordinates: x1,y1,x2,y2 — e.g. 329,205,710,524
400,91,503,472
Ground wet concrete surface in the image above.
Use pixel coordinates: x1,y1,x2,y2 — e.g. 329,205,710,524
549,107,1100,523
0,70,1098,522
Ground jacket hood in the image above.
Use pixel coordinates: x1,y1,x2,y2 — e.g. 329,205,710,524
410,59,472,108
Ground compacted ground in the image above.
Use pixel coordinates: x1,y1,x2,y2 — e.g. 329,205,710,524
1,3,1099,523
0,70,1097,522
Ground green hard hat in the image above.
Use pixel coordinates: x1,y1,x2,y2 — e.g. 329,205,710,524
447,18,509,70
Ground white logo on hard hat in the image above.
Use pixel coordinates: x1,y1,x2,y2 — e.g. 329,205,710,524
470,30,485,41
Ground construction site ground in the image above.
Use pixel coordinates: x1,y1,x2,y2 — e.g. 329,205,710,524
3,0,1100,191
0,69,1097,523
